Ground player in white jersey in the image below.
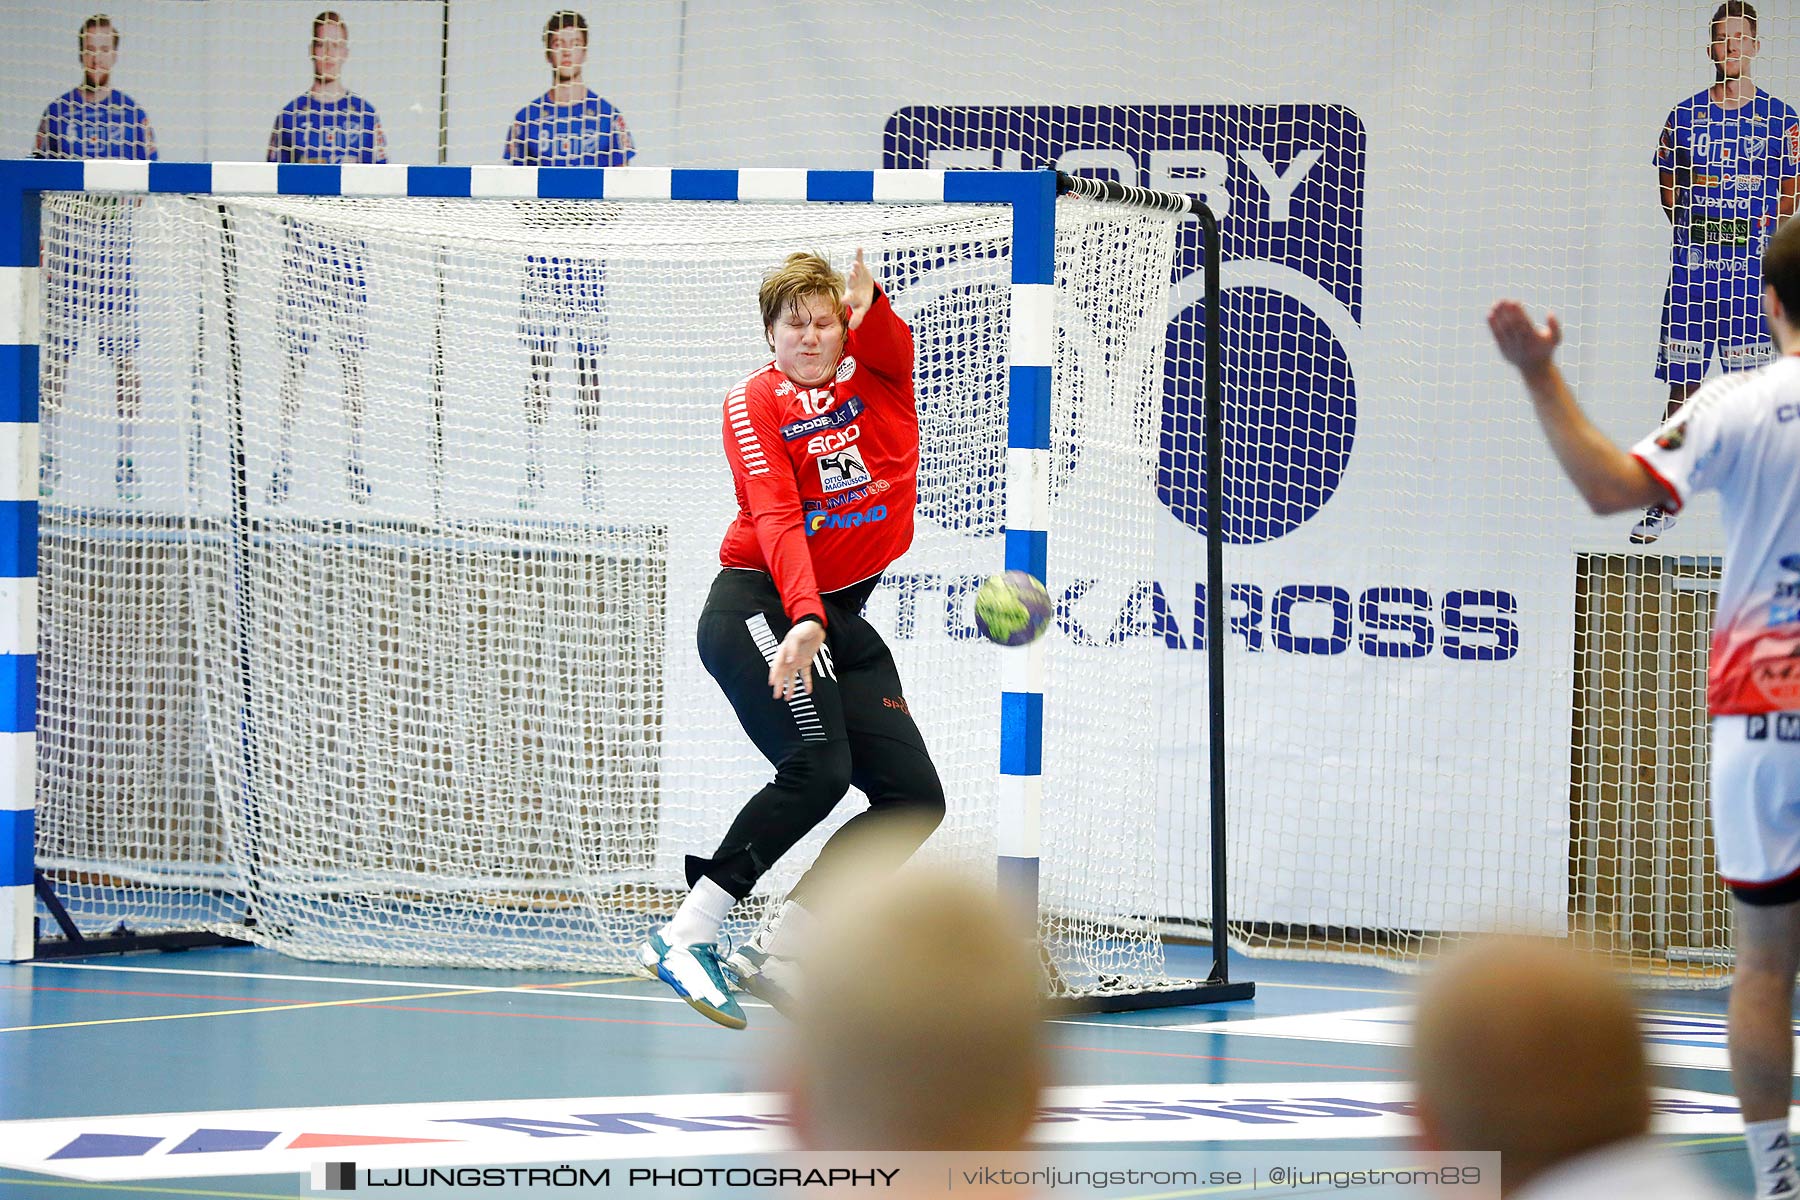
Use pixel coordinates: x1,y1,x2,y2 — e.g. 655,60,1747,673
1490,211,1800,1200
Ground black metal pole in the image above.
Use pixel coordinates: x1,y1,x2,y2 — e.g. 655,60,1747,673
1199,203,1231,986
437,1,451,165
1055,171,1243,993
214,204,266,919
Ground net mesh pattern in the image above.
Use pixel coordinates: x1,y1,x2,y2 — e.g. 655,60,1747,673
34,191,1189,993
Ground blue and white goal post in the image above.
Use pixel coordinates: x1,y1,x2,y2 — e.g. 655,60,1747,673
0,160,1248,1010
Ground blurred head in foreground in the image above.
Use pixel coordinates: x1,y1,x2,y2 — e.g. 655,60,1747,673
1412,937,1652,1195
783,863,1047,1151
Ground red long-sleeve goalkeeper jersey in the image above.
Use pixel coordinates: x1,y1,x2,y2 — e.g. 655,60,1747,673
717,287,917,626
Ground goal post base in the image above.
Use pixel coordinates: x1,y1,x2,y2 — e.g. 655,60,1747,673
1046,978,1256,1015
32,869,252,959
31,927,253,960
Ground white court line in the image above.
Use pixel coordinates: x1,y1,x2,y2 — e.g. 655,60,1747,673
21,960,766,1010
21,961,1725,1027
24,962,1366,1029
1246,980,1415,996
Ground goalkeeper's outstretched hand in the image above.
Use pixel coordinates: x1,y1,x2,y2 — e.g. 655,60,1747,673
846,247,876,330
769,618,827,699
1487,299,1562,377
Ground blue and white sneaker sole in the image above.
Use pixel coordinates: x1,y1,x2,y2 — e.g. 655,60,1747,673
639,938,747,1031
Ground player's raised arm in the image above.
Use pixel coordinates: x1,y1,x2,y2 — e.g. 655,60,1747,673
843,247,914,382
1487,300,1667,516
845,247,875,329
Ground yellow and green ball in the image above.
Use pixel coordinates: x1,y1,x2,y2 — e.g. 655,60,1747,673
973,571,1053,646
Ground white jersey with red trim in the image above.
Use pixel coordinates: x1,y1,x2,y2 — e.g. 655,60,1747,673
715,288,918,625
1631,355,1800,714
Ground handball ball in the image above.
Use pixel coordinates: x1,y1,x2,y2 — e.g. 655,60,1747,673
973,570,1053,646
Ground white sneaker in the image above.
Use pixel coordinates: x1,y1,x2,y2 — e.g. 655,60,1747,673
1629,506,1677,545
725,936,801,1015
638,933,746,1030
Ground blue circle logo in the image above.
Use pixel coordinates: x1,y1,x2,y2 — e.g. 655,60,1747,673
1158,287,1357,544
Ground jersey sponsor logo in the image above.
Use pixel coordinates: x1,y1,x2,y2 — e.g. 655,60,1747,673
805,503,887,536
1720,342,1775,370
805,426,861,456
836,356,857,382
1690,216,1753,246
780,395,864,441
1663,339,1705,366
1750,713,1771,740
1751,656,1800,708
1779,714,1800,743
548,130,618,160
803,485,870,513
817,445,871,492
1774,556,1800,626
885,101,1364,545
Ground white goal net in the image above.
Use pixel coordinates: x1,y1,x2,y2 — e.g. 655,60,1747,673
9,0,1760,986
33,186,1192,995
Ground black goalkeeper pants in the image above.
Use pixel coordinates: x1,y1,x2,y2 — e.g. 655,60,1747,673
689,568,946,903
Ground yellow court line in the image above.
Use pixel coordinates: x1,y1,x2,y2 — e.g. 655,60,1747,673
0,1179,297,1200
1,977,620,1034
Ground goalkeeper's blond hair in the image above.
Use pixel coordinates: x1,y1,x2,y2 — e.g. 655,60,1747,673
758,253,846,348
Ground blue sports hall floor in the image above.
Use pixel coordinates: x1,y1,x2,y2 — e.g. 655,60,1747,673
0,940,1765,1198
